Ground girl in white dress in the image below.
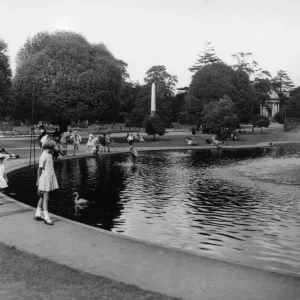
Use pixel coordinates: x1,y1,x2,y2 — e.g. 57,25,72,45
35,139,59,225
0,154,9,193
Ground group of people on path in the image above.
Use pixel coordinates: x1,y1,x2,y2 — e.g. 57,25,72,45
87,133,113,155
37,128,82,157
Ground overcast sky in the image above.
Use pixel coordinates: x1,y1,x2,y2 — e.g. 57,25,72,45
1,0,299,88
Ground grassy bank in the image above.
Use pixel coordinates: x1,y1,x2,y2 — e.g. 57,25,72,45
0,243,180,300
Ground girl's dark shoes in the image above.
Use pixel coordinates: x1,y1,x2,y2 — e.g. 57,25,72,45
34,216,44,221
44,219,54,225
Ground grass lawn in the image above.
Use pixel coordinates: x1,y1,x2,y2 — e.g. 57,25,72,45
0,243,180,300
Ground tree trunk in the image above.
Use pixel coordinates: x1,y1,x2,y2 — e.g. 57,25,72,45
153,133,156,141
261,127,262,133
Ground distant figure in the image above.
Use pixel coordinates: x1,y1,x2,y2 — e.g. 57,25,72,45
130,147,138,167
59,129,73,156
100,133,107,152
0,153,10,191
0,148,19,159
105,133,111,153
51,128,60,142
37,130,48,149
136,133,145,142
52,145,65,160
205,137,211,144
127,133,134,149
211,136,222,147
70,131,82,156
186,137,197,146
86,133,94,153
191,126,196,136
91,145,100,155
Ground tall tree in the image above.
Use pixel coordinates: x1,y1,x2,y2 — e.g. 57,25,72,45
232,52,271,80
201,97,239,136
271,70,294,94
0,39,14,120
271,70,294,107
13,31,122,130
188,62,257,123
189,41,221,73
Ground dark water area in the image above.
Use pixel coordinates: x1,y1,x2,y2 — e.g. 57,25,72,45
6,147,300,276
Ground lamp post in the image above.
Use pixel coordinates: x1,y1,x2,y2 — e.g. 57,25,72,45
29,84,35,167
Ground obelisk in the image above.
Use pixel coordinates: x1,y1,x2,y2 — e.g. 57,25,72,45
151,82,156,117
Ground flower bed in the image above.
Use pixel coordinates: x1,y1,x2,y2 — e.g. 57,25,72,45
0,131,39,138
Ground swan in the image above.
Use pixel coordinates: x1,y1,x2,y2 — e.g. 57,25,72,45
74,192,88,205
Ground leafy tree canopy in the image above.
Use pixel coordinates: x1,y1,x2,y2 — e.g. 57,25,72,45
290,86,300,97
188,62,257,122
232,52,271,80
189,41,221,73
0,39,14,120
271,70,294,94
201,96,239,136
13,31,123,130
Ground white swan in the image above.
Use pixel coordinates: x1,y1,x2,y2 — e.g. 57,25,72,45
74,192,88,205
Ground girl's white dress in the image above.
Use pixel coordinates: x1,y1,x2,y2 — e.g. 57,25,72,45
0,164,8,188
38,151,59,192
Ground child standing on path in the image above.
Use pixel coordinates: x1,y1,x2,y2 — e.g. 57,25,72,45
34,139,59,225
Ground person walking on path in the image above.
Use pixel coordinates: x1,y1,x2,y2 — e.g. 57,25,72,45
86,132,94,153
70,131,82,156
59,129,72,157
34,139,59,225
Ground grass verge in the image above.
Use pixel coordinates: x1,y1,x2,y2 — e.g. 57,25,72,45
0,242,181,300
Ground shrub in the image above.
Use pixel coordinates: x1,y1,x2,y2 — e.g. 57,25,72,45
274,107,286,124
143,115,165,140
251,114,270,132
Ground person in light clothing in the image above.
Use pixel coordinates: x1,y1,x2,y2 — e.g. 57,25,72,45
86,132,94,153
0,154,9,195
70,131,82,156
34,139,59,225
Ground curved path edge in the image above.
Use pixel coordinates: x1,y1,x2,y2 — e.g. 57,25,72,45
1,147,300,300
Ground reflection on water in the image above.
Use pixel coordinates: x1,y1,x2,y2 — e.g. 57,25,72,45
7,148,300,276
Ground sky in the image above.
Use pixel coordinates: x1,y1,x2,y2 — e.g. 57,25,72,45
1,0,300,88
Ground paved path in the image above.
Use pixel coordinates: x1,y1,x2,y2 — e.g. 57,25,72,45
1,148,300,300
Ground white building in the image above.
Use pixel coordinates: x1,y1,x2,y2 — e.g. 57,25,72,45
260,90,280,119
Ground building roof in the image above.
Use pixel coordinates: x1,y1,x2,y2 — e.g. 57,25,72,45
268,90,279,100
